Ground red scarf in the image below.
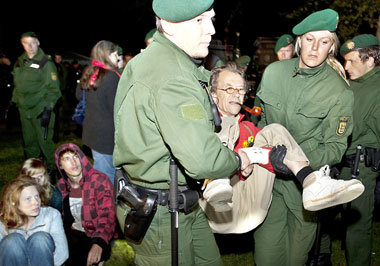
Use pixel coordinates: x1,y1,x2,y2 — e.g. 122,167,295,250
89,59,120,86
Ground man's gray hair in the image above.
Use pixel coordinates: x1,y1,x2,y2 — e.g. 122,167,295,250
210,62,247,93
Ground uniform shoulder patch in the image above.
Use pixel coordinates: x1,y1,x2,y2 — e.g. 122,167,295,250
51,72,57,81
336,116,350,136
181,104,204,120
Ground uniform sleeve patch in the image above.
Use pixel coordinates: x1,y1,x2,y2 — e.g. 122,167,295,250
336,116,350,136
181,104,204,120
51,72,57,81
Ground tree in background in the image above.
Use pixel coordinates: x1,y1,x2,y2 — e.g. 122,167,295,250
285,0,379,41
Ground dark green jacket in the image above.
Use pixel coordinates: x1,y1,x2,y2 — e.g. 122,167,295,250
257,58,353,169
12,48,61,118
346,67,380,155
114,32,238,189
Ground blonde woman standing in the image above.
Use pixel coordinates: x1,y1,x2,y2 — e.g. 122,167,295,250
254,9,354,266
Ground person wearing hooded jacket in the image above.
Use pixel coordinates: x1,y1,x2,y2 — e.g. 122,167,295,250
55,143,116,266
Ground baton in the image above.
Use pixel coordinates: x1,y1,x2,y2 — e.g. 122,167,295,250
342,144,362,250
169,158,178,266
351,145,362,178
44,126,48,140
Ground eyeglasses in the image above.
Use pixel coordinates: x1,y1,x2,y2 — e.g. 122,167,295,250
218,87,246,95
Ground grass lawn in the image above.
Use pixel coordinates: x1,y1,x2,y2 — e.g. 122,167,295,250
1,122,379,265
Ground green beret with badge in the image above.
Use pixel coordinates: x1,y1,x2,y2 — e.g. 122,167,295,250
292,9,339,35
153,0,214,22
275,34,294,53
235,55,251,67
340,34,380,57
21,31,38,39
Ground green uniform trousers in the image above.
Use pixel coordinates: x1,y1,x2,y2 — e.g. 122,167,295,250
118,204,222,266
323,164,378,266
254,179,317,266
19,110,56,170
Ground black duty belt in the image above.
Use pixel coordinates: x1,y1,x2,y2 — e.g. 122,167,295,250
134,184,190,207
343,153,365,167
343,147,380,171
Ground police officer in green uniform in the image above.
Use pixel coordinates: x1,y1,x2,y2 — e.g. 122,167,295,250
274,34,296,61
113,1,252,265
254,9,354,266
335,34,380,266
144,28,157,47
12,32,61,171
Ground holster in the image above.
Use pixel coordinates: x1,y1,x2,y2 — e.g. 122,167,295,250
343,147,380,173
114,169,157,243
114,169,200,243
364,147,380,172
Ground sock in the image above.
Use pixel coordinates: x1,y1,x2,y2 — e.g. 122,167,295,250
295,166,314,185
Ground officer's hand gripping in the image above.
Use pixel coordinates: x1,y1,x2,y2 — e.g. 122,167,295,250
269,145,292,175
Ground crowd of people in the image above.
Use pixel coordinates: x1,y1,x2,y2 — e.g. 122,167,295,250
0,0,379,266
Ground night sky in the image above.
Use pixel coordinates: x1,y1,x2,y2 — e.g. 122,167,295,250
0,1,302,61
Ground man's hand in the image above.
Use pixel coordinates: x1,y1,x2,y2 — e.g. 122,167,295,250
238,149,254,177
87,243,103,266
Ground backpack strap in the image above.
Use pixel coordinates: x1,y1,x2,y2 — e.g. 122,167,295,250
34,56,49,68
241,122,253,136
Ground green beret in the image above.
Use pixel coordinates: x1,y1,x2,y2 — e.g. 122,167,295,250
292,9,339,35
117,45,123,56
340,34,380,57
275,34,294,53
235,55,251,67
21,31,38,39
153,0,214,22
214,59,225,68
144,28,157,43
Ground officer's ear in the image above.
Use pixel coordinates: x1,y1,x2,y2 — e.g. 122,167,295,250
366,56,375,68
160,19,175,36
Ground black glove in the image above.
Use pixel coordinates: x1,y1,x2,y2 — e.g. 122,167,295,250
38,107,51,127
269,145,292,175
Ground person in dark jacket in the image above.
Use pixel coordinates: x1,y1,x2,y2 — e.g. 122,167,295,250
55,143,116,266
77,40,121,184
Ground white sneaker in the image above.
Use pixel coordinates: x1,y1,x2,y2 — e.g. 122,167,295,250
202,178,233,212
302,165,365,211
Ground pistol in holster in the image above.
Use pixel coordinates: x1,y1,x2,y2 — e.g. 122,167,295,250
114,169,199,243
114,169,157,243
